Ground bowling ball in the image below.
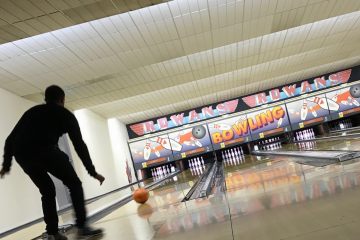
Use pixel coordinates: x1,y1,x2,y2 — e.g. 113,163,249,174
350,84,360,98
137,203,153,219
192,125,206,139
133,188,149,204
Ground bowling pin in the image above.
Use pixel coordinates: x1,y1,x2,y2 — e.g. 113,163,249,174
183,141,195,146
277,118,283,127
310,107,317,117
162,166,166,175
195,166,200,175
150,137,183,151
299,131,303,140
163,166,167,176
211,123,231,130
234,148,239,157
331,94,338,102
144,142,151,160
195,140,202,147
301,100,308,120
154,148,160,157
190,166,194,175
309,97,339,111
352,98,360,106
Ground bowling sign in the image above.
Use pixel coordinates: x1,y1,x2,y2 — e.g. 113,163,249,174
286,94,331,130
168,124,213,160
247,105,290,140
208,115,252,150
325,85,360,120
129,134,174,170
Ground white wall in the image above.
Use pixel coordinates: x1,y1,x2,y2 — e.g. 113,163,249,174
72,110,133,199
0,88,40,234
0,91,135,234
108,118,136,186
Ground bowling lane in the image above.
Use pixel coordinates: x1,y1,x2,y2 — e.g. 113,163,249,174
225,138,360,240
75,166,233,240
291,137,360,151
96,163,211,218
1,175,171,240
1,183,148,240
327,127,360,137
56,175,169,226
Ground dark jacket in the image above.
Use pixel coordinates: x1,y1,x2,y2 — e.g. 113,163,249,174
2,103,97,177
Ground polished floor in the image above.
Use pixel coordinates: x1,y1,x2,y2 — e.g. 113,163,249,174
4,133,360,240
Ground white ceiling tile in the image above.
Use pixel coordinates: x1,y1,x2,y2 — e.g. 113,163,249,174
0,0,359,124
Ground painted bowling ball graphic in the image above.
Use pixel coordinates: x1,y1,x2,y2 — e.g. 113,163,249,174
192,125,206,139
350,84,360,98
133,188,149,204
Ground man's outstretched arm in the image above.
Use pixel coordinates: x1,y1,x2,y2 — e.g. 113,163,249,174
1,113,27,178
1,135,14,178
66,112,105,185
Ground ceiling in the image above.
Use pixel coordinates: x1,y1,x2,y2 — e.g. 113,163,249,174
0,0,359,124
0,0,171,44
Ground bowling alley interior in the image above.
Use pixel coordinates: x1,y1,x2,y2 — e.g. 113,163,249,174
1,0,360,240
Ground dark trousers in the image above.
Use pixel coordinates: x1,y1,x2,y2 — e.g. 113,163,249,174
16,149,86,234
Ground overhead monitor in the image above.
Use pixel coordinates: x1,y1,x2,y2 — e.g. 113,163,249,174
247,105,291,140
168,124,213,160
286,94,332,130
325,86,360,120
129,134,174,170
208,114,252,150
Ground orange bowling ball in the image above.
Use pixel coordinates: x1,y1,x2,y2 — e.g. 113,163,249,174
133,188,149,204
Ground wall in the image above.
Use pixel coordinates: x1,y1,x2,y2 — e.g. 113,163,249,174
0,91,134,234
0,88,40,234
108,118,136,186
72,109,133,199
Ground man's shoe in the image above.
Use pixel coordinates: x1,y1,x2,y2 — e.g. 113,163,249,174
44,232,68,240
77,226,103,238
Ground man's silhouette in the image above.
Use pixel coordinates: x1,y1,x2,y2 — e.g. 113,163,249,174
1,85,105,240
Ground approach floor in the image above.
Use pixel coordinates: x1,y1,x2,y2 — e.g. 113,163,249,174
5,138,360,240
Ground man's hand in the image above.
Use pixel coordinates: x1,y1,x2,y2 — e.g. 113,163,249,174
0,168,9,179
94,174,105,185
